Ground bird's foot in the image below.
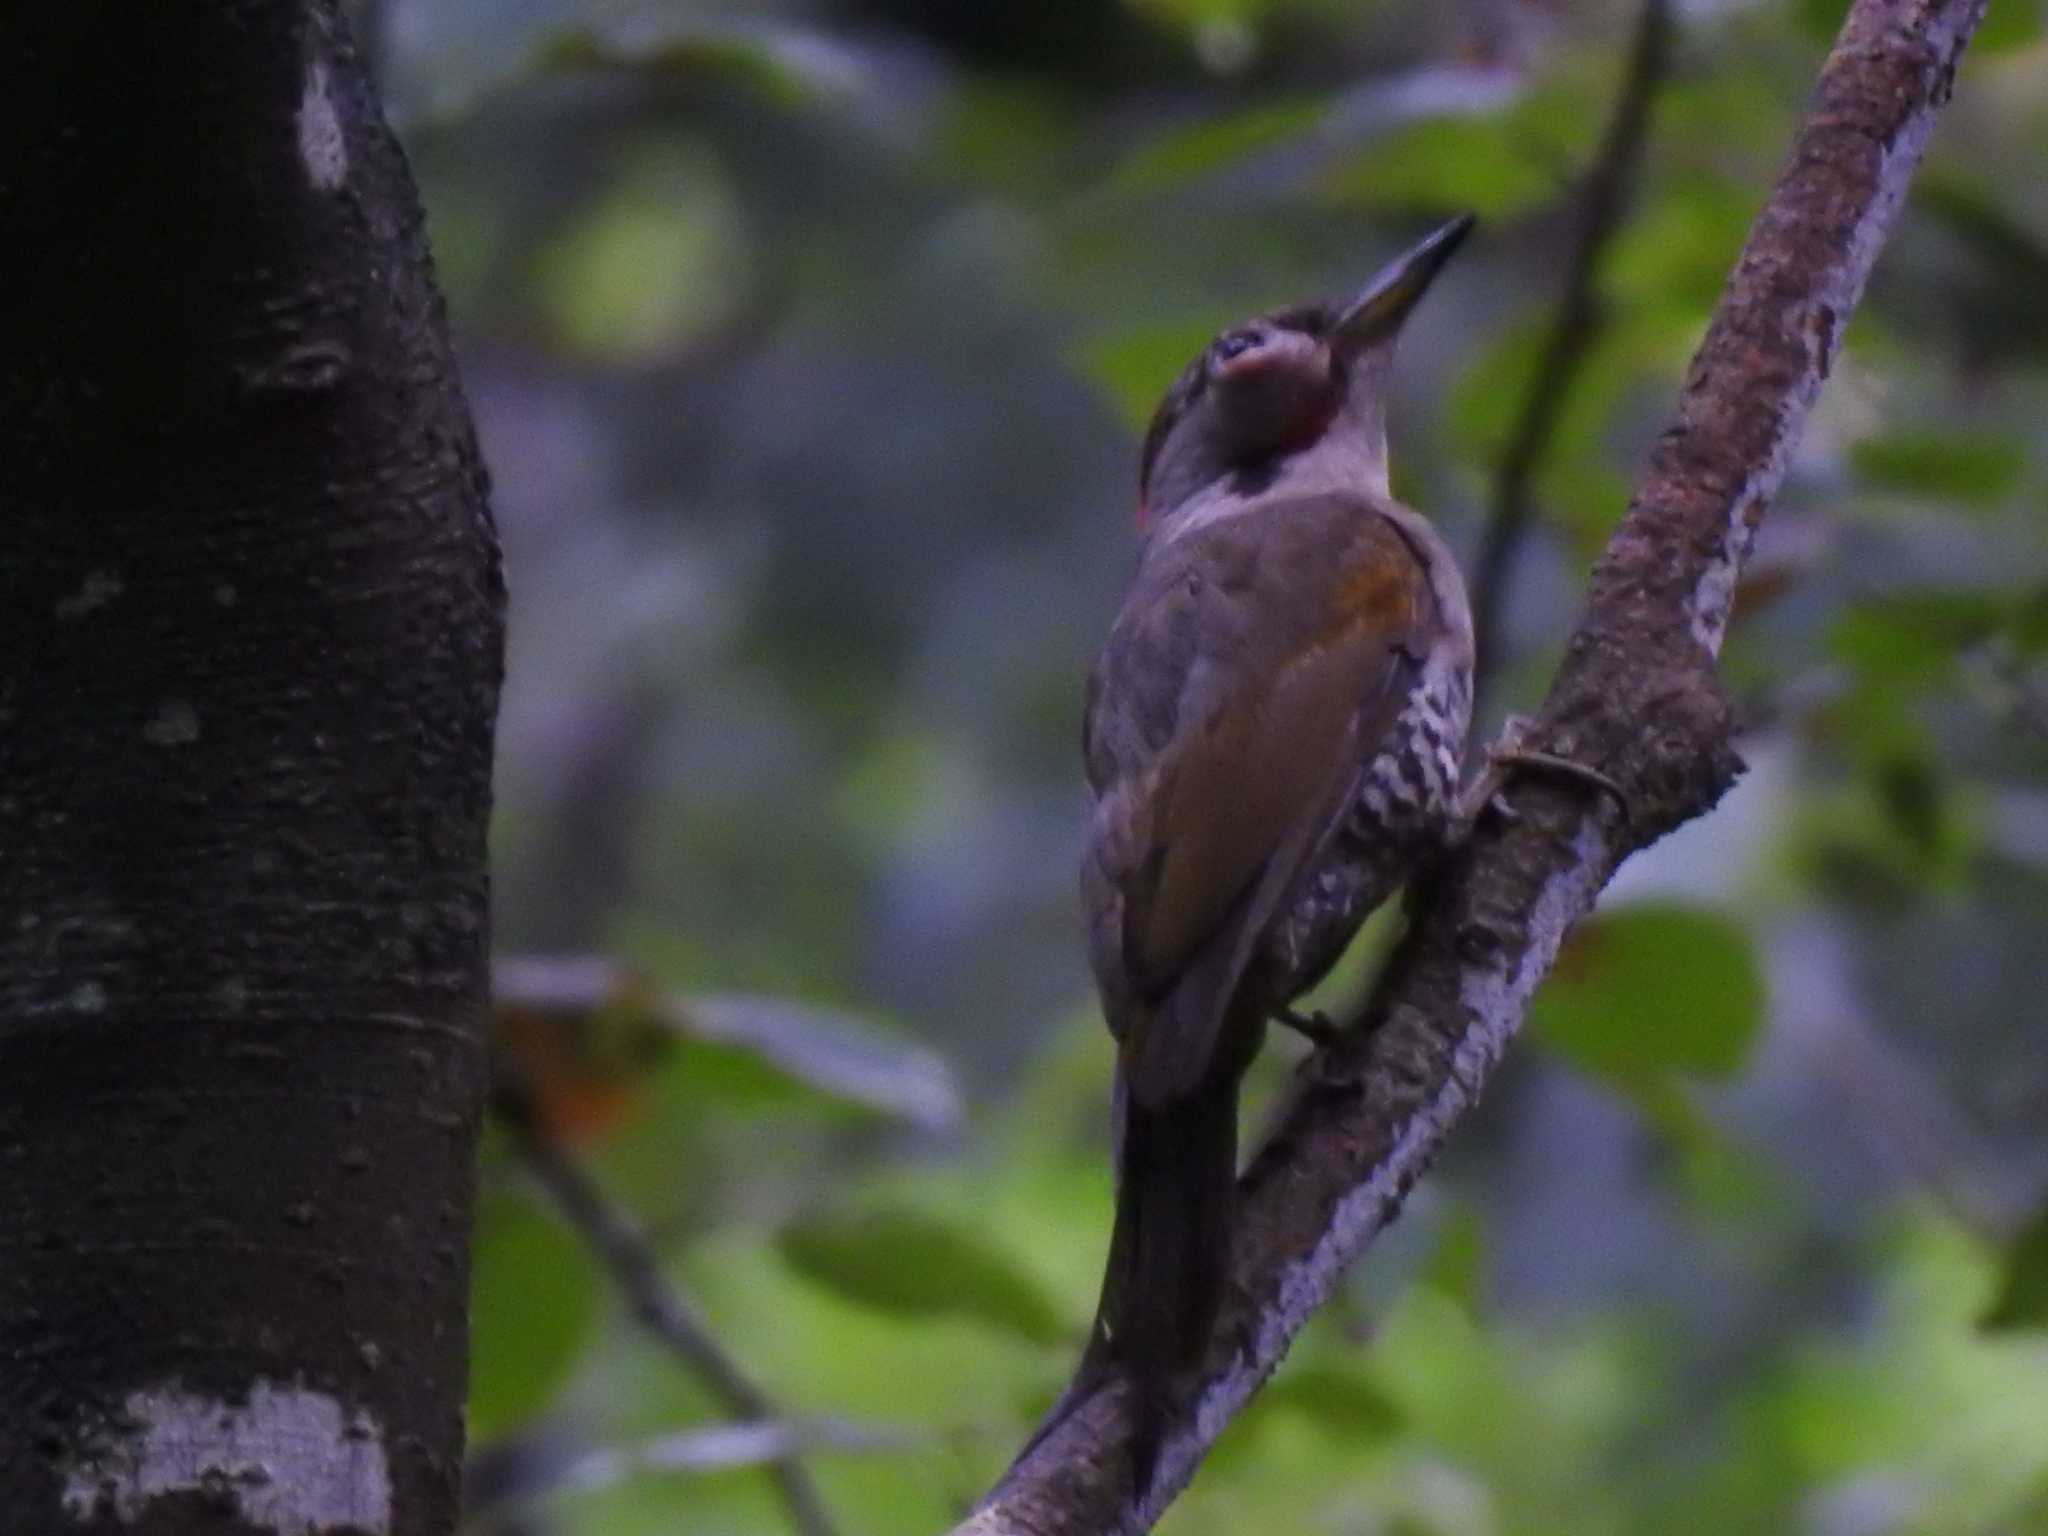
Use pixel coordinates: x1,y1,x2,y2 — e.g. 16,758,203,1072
1273,1005,1339,1049
1295,1039,1368,1090
1452,714,1632,835
1277,1008,1371,1088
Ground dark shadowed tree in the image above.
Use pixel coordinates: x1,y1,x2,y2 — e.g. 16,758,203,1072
0,4,503,1533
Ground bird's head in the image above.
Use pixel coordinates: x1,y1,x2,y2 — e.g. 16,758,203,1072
1137,213,1475,527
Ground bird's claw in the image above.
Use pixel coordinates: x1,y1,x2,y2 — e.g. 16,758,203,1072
1295,1043,1366,1090
1273,1005,1339,1048
1276,1008,1370,1088
1454,714,1632,831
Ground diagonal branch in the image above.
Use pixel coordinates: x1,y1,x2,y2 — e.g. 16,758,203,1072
492,1079,844,1536
1470,0,1673,704
959,0,1988,1528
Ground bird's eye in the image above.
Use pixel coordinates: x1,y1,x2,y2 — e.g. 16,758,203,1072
1214,330,1260,363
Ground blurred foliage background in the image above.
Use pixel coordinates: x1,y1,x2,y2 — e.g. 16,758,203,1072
377,0,2048,1528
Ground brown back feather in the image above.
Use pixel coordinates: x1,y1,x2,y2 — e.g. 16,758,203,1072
1080,494,1439,1108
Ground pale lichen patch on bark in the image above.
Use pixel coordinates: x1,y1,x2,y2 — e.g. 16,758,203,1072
239,339,354,396
143,699,201,746
297,59,347,192
55,570,125,621
1689,478,1765,658
1457,820,1610,1033
60,1381,391,1535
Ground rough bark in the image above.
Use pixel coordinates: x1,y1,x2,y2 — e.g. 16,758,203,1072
0,5,503,1535
960,0,1988,1528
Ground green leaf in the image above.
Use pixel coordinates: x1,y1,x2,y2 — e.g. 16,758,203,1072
1973,0,2043,53
1915,172,2048,288
1325,112,1561,219
1421,1202,1487,1313
1107,97,1328,196
538,22,855,106
1794,754,1978,907
1830,592,2006,689
660,1034,822,1114
1444,310,1661,550
936,82,1082,201
1851,431,2028,507
1643,1086,1789,1228
778,1205,1072,1345
1130,0,1288,26
534,141,746,361
1982,1202,2048,1332
1532,904,1765,1085
1782,0,2038,50
1607,176,1756,311
1445,313,1547,458
1324,79,1601,220
2014,587,2048,655
1266,1363,1407,1439
682,996,963,1132
1658,67,1799,161
1792,0,1850,44
1072,321,1219,433
468,1191,598,1439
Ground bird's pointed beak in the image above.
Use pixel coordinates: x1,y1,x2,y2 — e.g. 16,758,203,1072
1334,213,1477,354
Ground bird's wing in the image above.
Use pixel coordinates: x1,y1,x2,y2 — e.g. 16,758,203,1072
1082,496,1440,1104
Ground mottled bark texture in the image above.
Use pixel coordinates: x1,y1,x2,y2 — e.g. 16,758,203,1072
961,0,1988,1529
0,5,503,1535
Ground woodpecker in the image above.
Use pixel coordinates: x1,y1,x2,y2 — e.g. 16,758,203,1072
1075,215,1478,1478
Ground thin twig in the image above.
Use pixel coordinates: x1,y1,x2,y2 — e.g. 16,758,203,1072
1470,0,1673,708
492,1078,843,1536
465,1417,914,1525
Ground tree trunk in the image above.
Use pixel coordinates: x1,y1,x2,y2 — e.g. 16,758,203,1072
0,5,503,1534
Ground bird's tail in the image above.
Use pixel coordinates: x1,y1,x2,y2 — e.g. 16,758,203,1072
1081,1057,1241,1488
